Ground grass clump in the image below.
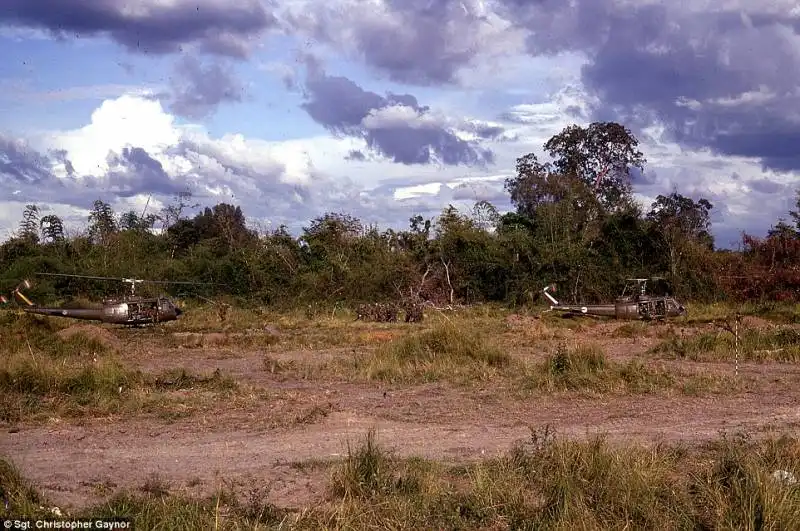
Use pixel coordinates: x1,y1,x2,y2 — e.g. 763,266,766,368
0,458,55,520
0,353,239,423
0,312,107,358
693,433,800,528
0,351,144,422
341,322,511,384
522,343,732,396
652,326,800,362
4,431,800,529
313,429,800,529
610,321,650,338
0,313,242,423
152,368,238,392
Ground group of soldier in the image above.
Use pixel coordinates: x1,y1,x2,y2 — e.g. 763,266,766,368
355,299,424,323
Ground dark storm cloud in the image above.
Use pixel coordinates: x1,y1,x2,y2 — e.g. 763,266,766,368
300,70,496,166
0,135,56,184
295,1,799,173
167,55,245,119
0,0,276,58
0,136,187,204
629,166,658,186
495,0,800,172
285,0,492,85
747,177,787,195
104,147,187,198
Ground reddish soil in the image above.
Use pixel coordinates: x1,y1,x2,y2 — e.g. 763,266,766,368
3,319,800,511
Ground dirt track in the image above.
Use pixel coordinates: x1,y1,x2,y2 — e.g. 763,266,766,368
3,319,800,510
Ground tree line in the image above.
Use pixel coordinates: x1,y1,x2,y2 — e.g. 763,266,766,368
2,121,799,308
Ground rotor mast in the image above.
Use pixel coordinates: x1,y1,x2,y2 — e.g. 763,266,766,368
121,278,146,297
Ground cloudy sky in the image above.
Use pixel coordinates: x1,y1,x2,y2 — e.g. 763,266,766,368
0,0,798,248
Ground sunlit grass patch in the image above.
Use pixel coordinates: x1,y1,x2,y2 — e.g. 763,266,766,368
651,326,800,362
680,301,800,325
520,343,738,396
0,347,241,423
610,321,650,338
334,322,511,384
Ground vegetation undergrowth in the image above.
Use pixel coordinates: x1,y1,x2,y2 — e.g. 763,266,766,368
4,430,800,529
652,325,800,362
337,321,512,384
521,343,737,396
681,302,800,325
297,322,738,396
0,317,240,423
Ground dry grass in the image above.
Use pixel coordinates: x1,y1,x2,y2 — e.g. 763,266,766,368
0,348,241,422
651,326,800,362
0,301,760,424
329,321,512,384
3,301,799,527
520,342,739,397
680,301,800,325
281,325,740,396
4,430,800,529
0,313,242,423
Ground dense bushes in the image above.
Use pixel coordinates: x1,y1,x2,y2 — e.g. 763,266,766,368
2,122,798,308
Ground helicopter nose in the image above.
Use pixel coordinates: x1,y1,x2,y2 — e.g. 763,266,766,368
175,306,183,316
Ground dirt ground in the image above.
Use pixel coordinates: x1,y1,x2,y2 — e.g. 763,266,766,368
3,314,800,511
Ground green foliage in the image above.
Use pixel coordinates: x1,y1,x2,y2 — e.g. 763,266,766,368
1,122,798,308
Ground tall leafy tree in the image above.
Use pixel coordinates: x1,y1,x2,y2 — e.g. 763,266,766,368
543,121,646,210
87,200,117,245
19,204,40,244
646,192,714,278
39,214,65,243
789,188,800,232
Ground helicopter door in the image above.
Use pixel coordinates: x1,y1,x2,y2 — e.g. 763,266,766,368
637,301,652,320
127,302,140,320
654,299,666,318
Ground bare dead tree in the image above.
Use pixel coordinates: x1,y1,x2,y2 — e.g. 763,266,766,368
440,257,454,304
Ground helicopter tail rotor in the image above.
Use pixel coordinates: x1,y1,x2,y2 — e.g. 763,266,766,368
13,279,35,306
2,279,35,307
543,284,560,306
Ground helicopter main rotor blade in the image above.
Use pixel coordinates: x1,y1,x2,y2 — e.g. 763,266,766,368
131,279,221,285
36,272,123,281
35,272,224,286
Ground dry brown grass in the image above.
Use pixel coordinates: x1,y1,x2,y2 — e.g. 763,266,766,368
4,430,800,529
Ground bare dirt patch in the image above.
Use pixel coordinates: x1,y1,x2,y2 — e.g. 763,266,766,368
4,312,800,513
4,377,800,511
55,324,121,350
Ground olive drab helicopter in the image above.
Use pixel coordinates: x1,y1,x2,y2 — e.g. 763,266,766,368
542,278,687,321
1,273,218,327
